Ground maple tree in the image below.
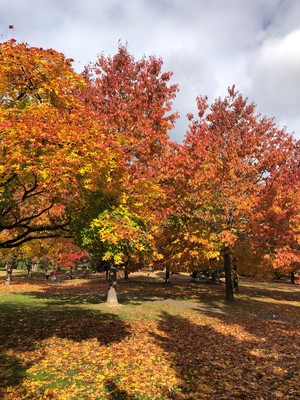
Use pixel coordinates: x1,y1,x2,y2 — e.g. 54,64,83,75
83,43,178,168
76,44,179,298
163,87,297,300
82,205,157,266
0,39,120,249
18,237,89,270
251,143,300,281
82,43,179,238
2,37,298,301
0,39,180,304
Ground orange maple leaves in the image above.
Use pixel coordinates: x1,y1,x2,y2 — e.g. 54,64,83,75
160,86,299,297
0,40,121,248
0,38,299,287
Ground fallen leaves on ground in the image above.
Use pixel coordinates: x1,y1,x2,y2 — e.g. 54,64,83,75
0,272,299,399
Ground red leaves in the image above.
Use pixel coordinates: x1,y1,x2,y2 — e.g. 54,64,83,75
196,95,208,118
159,87,299,280
1,38,298,286
83,44,179,167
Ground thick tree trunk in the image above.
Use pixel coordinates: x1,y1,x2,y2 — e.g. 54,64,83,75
291,271,295,284
107,262,119,305
224,247,234,302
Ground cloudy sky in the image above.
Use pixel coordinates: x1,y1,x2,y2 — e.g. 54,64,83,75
1,0,300,142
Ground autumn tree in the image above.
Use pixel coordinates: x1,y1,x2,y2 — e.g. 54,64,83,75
82,44,179,228
251,142,300,282
164,87,297,300
77,45,179,299
81,203,160,303
83,43,178,168
0,39,120,249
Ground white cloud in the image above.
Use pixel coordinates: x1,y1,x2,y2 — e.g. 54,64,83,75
246,29,300,136
1,0,300,140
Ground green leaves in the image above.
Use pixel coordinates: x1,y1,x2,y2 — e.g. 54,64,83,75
83,205,156,265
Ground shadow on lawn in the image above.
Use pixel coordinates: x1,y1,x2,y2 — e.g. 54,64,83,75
117,277,300,309
0,297,131,393
22,277,226,307
181,296,300,328
117,279,225,305
239,280,300,302
24,291,107,305
0,353,27,395
104,379,137,400
0,302,131,351
153,311,300,400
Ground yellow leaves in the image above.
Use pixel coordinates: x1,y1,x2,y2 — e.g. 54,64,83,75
75,374,85,380
2,275,300,399
43,388,55,398
154,252,164,261
133,201,144,208
87,205,156,263
205,250,220,260
110,236,118,245
12,327,178,399
0,40,86,110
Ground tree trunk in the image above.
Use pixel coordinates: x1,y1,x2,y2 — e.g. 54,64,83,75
291,271,295,284
165,267,170,284
232,258,239,292
224,247,234,302
106,262,119,305
5,266,13,285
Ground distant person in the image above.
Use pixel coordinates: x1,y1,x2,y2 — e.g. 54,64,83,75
51,268,57,282
27,259,33,278
69,266,75,279
45,267,50,280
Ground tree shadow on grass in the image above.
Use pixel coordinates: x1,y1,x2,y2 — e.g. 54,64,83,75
231,295,300,324
117,279,225,306
0,301,131,351
0,353,27,396
239,279,300,302
192,291,300,326
24,291,106,305
0,300,131,393
22,278,226,307
152,311,300,400
104,379,137,400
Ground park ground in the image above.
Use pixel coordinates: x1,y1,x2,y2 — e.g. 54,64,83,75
0,269,299,400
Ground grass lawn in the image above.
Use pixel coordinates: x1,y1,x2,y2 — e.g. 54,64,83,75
0,269,299,399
